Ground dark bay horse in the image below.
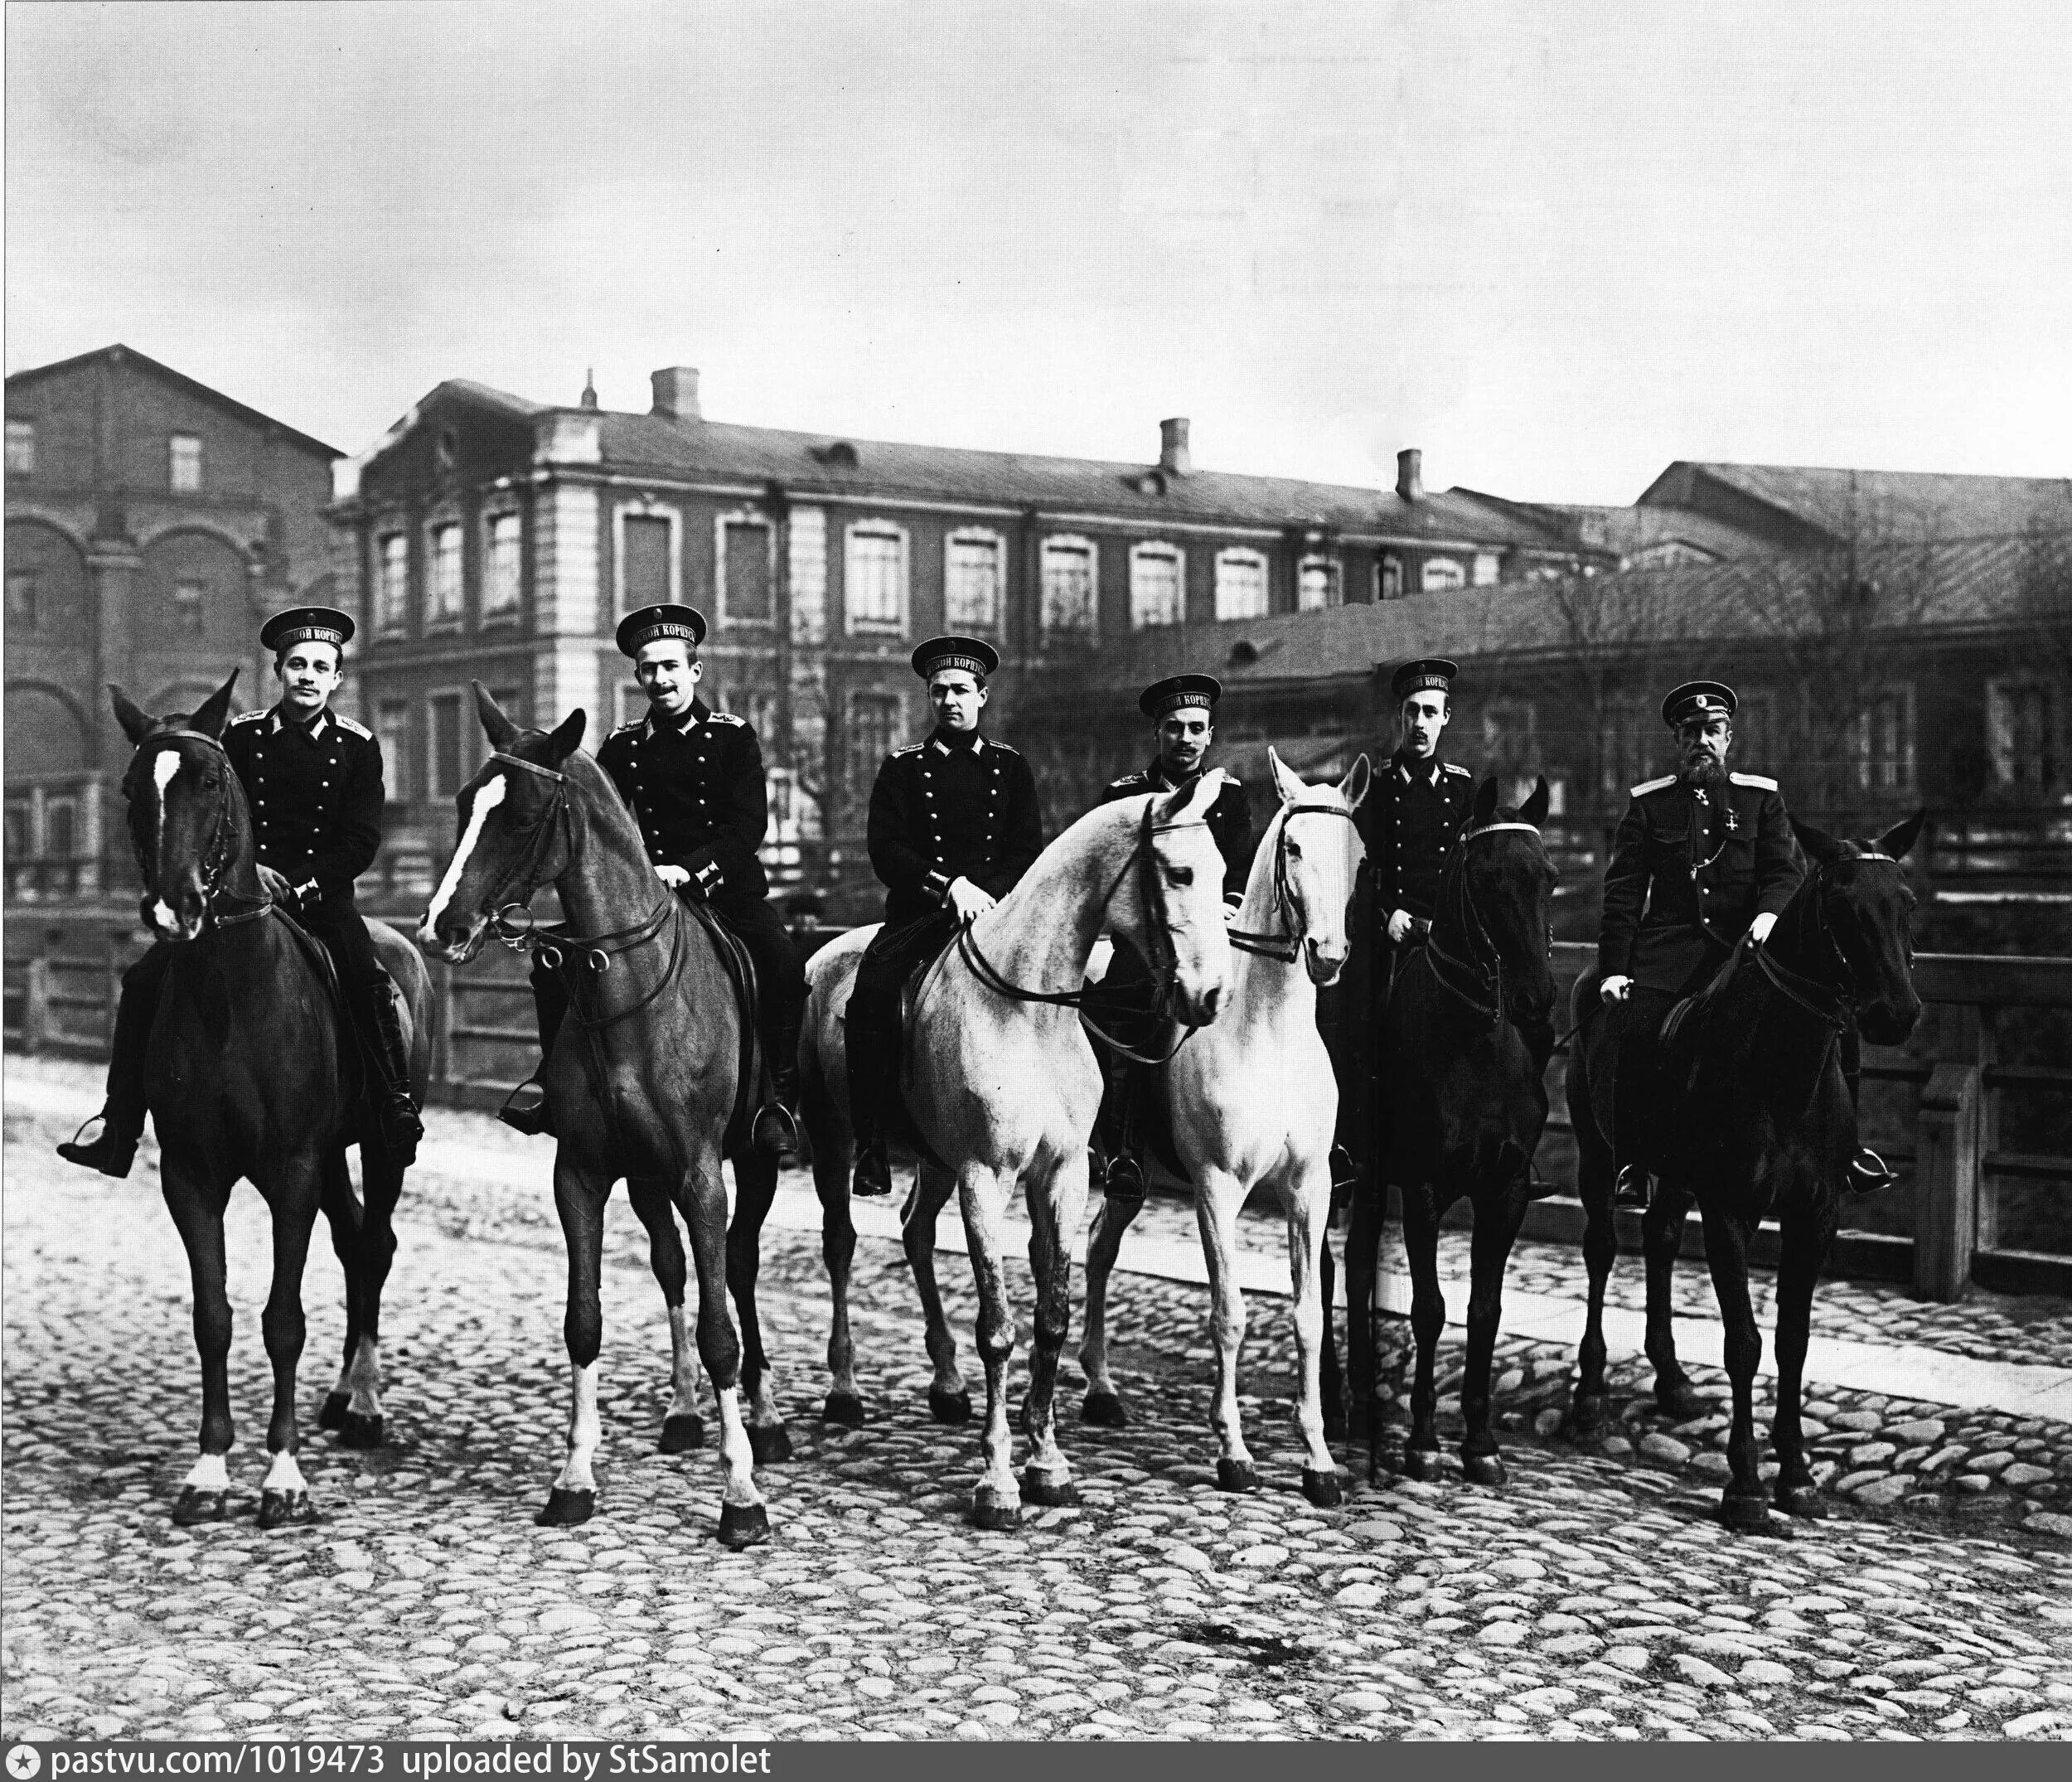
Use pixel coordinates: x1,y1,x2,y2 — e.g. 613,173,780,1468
109,676,430,1528
1343,776,1556,1484
418,687,771,1546
1566,813,1924,1529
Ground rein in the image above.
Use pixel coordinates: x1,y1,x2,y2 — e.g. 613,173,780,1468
1417,819,1550,1029
126,729,273,929
1751,847,1901,1036
1226,803,1360,964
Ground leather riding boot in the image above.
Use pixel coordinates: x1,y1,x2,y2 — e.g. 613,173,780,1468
753,1043,804,1159
1847,1145,1899,1194
1612,1163,1652,1209
365,981,425,1168
501,960,567,1136
56,969,156,1179
851,1130,892,1198
498,1077,554,1137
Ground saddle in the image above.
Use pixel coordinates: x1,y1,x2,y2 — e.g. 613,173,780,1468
267,906,400,1116
1658,936,1747,1056
677,893,764,1160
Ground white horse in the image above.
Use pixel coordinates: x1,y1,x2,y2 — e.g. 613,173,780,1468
1080,748,1369,1506
804,772,1236,1527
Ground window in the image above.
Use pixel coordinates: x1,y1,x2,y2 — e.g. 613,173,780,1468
847,691,903,796
6,572,37,630
844,522,907,632
1852,685,1915,793
1473,552,1502,588
1298,558,1340,612
6,419,34,475
483,512,522,616
1600,695,1658,800
1129,542,1184,630
1989,679,2058,788
1483,699,1536,780
622,514,673,610
1215,549,1269,622
1422,556,1465,593
736,689,779,738
944,530,1004,631
1040,535,1097,636
427,522,462,623
721,517,774,624
168,433,202,493
376,534,409,631
427,693,464,800
4,799,29,860
376,700,413,805
44,796,78,860
173,578,206,634
1377,554,1403,600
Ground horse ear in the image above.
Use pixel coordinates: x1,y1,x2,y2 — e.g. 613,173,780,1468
1267,746,1305,806
1339,753,1372,812
1159,768,1222,826
109,685,157,746
1876,808,1927,863
1471,775,1499,827
190,671,240,740
547,708,586,763
473,681,519,751
1792,816,1848,867
1519,774,1551,827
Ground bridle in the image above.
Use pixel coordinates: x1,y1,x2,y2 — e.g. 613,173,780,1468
1752,848,1905,1035
957,800,1214,1064
123,730,272,930
1419,818,1552,1028
1227,801,1362,965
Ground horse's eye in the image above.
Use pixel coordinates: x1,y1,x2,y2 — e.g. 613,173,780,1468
1284,839,1303,860
1169,865,1194,887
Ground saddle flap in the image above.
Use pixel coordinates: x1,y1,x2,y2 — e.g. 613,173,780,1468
678,894,762,1154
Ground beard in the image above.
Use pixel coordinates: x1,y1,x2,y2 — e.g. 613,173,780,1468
1680,752,1728,796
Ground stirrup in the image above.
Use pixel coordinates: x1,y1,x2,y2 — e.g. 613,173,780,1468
752,1100,802,1158
56,1114,139,1179
498,1080,553,1137
1612,1164,1651,1209
379,1097,424,1167
1847,1145,1898,1195
1329,1144,1359,1193
850,1139,892,1199
1101,1150,1146,1202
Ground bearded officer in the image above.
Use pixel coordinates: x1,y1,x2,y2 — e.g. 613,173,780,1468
59,606,423,1175
846,636,1045,1198
500,603,806,1154
1084,673,1251,1199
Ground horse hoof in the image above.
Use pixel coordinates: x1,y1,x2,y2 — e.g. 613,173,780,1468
928,1385,973,1426
1568,1394,1610,1438
1080,1391,1129,1428
1718,1491,1772,1534
821,1392,866,1429
1657,1381,1709,1421
1020,1470,1079,1508
338,1412,385,1450
317,1392,350,1431
535,1487,595,1528
172,1487,227,1527
968,1486,1021,1531
717,1503,772,1549
1774,1483,1828,1520
258,1489,316,1530
1301,1467,1343,1508
1216,1458,1259,1494
1400,1446,1442,1482
748,1424,793,1467
658,1414,706,1454
1462,1451,1508,1489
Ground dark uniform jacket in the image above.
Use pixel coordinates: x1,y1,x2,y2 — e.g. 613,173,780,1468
598,699,769,907
868,727,1045,927
225,705,385,913
1099,761,1252,904
1362,751,1474,923
1598,770,1803,992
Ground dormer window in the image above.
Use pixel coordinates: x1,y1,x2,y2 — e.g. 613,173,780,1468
812,441,859,468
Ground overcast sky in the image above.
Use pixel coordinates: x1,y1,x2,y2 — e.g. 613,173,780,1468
7,0,2070,503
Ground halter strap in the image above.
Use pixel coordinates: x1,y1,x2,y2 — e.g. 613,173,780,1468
1460,821,1540,843
1227,803,1359,963
126,728,272,927
491,750,568,782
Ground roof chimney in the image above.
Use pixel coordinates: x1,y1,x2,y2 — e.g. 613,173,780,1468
1396,448,1424,503
1159,417,1192,476
579,367,598,410
651,366,701,422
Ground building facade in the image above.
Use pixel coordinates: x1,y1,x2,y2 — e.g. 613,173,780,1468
5,345,341,902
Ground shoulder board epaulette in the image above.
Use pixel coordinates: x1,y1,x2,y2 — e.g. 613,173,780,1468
1107,773,1149,791
709,711,747,726
608,719,640,736
1443,763,1471,777
230,709,269,726
1629,774,1677,797
333,714,373,740
893,743,923,758
1729,772,1778,791
984,737,1021,755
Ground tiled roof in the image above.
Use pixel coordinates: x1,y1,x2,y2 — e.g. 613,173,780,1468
6,342,341,459
1644,462,2072,545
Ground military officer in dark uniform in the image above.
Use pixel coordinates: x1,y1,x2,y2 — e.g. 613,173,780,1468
1365,657,1477,962
1084,673,1251,1198
1596,678,1894,1205
846,635,1045,1197
500,604,807,1155
59,606,424,1175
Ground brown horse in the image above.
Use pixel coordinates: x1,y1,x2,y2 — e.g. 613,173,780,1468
418,687,771,1545
109,675,430,1528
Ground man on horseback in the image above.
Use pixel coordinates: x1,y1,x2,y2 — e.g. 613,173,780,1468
60,606,425,1174
499,603,807,1155
1083,673,1252,1201
1366,657,1476,969
845,635,1045,1198
1597,679,1897,1206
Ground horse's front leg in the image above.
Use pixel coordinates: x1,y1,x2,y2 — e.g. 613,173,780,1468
1700,1208,1770,1532
627,1175,705,1453
1644,1178,1706,1419
1343,1170,1382,1442
810,1120,864,1427
958,1164,1023,1528
161,1148,237,1526
1569,1095,1619,1437
316,1149,365,1437
1078,1155,1147,1428
1460,1184,1527,1488
726,1149,792,1464
1771,1199,1836,1519
1280,1155,1342,1505
542,1150,614,1526
340,1140,404,1450
680,1147,770,1547
904,1162,971,1424
254,1153,324,1529
1021,1149,1088,1506
1195,1166,1258,1493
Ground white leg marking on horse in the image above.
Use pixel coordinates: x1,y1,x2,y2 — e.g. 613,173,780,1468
263,1450,309,1493
1198,1172,1256,1469
714,1386,765,1508
552,1359,602,1494
423,772,506,934
1284,1166,1337,1475
184,1452,231,1492
666,1303,704,1420
347,1334,382,1417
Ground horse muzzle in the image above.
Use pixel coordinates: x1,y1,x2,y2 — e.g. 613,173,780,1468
1305,937,1349,986
1859,995,1923,1049
1169,978,1227,1027
141,885,207,943
418,909,488,965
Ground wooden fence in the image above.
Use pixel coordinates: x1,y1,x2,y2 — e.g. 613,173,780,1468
7,908,2066,1301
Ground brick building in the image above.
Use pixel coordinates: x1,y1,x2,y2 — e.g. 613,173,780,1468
327,365,1602,916
5,345,341,901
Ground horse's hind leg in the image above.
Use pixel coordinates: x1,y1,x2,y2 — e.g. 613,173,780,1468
1280,1157,1341,1505
725,1149,792,1464
1196,1167,1259,1493
543,1151,614,1527
257,1155,324,1528
1078,1166,1146,1427
627,1175,704,1453
317,1150,363,1435
1020,1152,1088,1508
1398,1185,1446,1480
160,1150,237,1523
1771,1202,1836,1519
1318,1232,1345,1445
1343,1172,1382,1443
1460,1187,1527,1489
959,1164,1024,1529
680,1148,771,1548
1644,1179,1706,1419
810,1113,865,1427
338,1145,403,1449
905,1161,970,1424
1701,1210,1770,1533
1569,1093,1619,1437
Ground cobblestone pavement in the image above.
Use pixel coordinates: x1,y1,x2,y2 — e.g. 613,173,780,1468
6,1082,2072,1742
